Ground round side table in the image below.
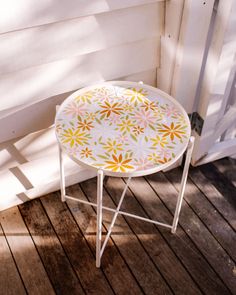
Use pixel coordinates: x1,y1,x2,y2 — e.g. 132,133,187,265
55,81,194,267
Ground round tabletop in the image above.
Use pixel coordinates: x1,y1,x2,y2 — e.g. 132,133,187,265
55,81,191,177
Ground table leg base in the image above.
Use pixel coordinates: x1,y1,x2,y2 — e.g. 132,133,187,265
58,136,195,267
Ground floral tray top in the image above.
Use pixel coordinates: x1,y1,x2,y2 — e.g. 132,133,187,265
55,81,191,177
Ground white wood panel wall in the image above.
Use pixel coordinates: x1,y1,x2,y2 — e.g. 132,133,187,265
0,2,163,116
0,0,163,33
0,0,164,210
0,4,162,75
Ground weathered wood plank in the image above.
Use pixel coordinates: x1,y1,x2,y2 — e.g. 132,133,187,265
41,191,114,295
104,176,202,295
129,176,231,295
166,167,236,261
199,163,236,212
80,177,172,295
0,207,55,295
19,199,85,295
148,171,236,294
0,224,26,295
213,158,236,187
189,167,236,230
66,185,144,295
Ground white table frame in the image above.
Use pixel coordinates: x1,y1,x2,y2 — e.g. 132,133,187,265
58,136,195,268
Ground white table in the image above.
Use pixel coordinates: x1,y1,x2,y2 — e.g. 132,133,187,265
55,81,194,267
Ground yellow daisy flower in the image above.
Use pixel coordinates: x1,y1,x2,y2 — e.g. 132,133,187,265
147,153,161,164
61,128,88,147
105,154,134,172
123,103,134,112
75,91,93,103
124,88,148,105
117,119,134,133
103,139,123,154
150,135,168,148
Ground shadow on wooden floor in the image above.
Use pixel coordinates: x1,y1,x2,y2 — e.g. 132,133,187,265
0,158,235,295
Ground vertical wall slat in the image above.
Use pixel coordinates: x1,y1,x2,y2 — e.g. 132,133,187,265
192,0,236,164
170,0,215,113
157,0,184,94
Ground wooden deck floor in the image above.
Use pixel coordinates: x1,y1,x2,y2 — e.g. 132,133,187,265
0,158,236,295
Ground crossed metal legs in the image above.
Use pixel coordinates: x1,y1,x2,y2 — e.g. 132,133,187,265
58,136,195,268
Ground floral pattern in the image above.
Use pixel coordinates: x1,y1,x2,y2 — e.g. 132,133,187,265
56,84,190,174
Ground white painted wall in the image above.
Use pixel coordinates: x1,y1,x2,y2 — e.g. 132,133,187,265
0,0,165,210
191,0,236,164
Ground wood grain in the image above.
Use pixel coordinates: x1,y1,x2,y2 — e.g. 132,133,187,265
41,191,114,295
166,167,236,261
199,163,236,212
1,160,235,295
0,207,55,295
189,167,236,230
135,175,231,295
213,158,236,187
104,176,202,295
80,177,172,295
147,171,236,294
19,199,85,295
66,185,144,295
0,224,26,295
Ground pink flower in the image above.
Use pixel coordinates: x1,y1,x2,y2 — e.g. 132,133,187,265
134,157,154,170
109,113,121,124
64,101,88,118
157,148,171,158
133,109,156,128
92,87,115,102
163,105,180,118
116,134,129,144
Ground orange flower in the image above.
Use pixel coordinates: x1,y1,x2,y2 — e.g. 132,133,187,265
157,157,172,164
105,154,134,172
133,126,144,135
81,147,92,158
141,101,157,111
77,119,94,131
100,101,123,118
158,122,186,141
